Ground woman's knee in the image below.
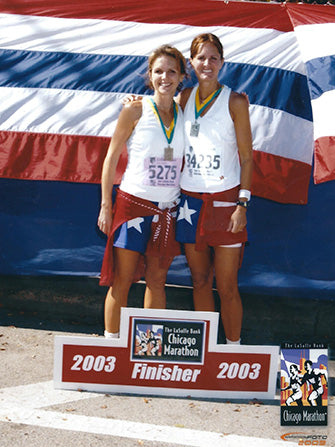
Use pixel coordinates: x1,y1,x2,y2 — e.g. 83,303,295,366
191,270,213,290
218,285,240,305
111,275,133,298
145,270,168,290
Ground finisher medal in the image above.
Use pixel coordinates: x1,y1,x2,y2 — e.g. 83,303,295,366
193,85,223,138
190,121,200,137
164,146,174,161
149,98,178,160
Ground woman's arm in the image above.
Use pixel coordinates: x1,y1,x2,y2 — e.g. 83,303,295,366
97,102,142,235
228,92,253,233
176,87,192,111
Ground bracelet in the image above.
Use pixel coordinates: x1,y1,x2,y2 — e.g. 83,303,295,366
236,200,249,208
238,189,251,201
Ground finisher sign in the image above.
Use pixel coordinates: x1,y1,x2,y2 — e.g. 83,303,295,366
54,308,279,399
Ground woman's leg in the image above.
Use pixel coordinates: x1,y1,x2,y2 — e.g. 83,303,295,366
104,247,141,333
184,243,215,312
213,246,242,342
144,256,174,309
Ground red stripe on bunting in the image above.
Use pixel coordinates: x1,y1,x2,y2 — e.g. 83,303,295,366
0,130,311,204
0,130,127,185
286,3,335,27
313,136,335,185
252,151,311,204
0,0,294,31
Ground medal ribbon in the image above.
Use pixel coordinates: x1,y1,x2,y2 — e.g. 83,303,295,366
149,98,178,145
194,86,223,120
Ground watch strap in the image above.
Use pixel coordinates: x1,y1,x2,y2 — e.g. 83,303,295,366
236,200,249,208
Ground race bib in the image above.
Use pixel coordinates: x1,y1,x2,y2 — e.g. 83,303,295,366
184,147,222,179
143,157,182,187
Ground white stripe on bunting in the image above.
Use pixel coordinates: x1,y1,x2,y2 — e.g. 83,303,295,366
0,13,305,73
0,86,122,137
292,23,335,62
250,105,313,164
0,84,313,165
293,21,335,144
311,90,335,141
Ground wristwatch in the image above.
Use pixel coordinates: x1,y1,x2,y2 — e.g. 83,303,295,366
236,200,249,208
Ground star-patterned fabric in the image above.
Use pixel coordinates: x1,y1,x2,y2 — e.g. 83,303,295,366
176,189,248,249
176,194,201,244
114,216,153,253
100,189,181,286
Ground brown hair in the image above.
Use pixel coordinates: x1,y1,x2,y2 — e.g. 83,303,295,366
147,45,187,90
190,33,224,60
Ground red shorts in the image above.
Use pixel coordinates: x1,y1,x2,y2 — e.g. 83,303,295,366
177,187,248,251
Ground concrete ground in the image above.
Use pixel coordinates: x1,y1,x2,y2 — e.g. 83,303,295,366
1,274,334,447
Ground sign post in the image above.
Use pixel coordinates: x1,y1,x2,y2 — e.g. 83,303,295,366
54,308,279,400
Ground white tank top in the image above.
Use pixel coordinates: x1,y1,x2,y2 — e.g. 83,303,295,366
180,85,241,193
120,97,184,202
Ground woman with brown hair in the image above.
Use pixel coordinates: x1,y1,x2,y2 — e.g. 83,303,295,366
98,45,186,338
176,33,253,344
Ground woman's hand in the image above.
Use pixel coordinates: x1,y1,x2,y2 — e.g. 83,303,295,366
98,205,113,235
228,206,247,233
241,91,249,105
122,94,143,105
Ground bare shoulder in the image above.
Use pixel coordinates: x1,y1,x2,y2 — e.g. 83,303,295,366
229,91,249,121
229,91,248,109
